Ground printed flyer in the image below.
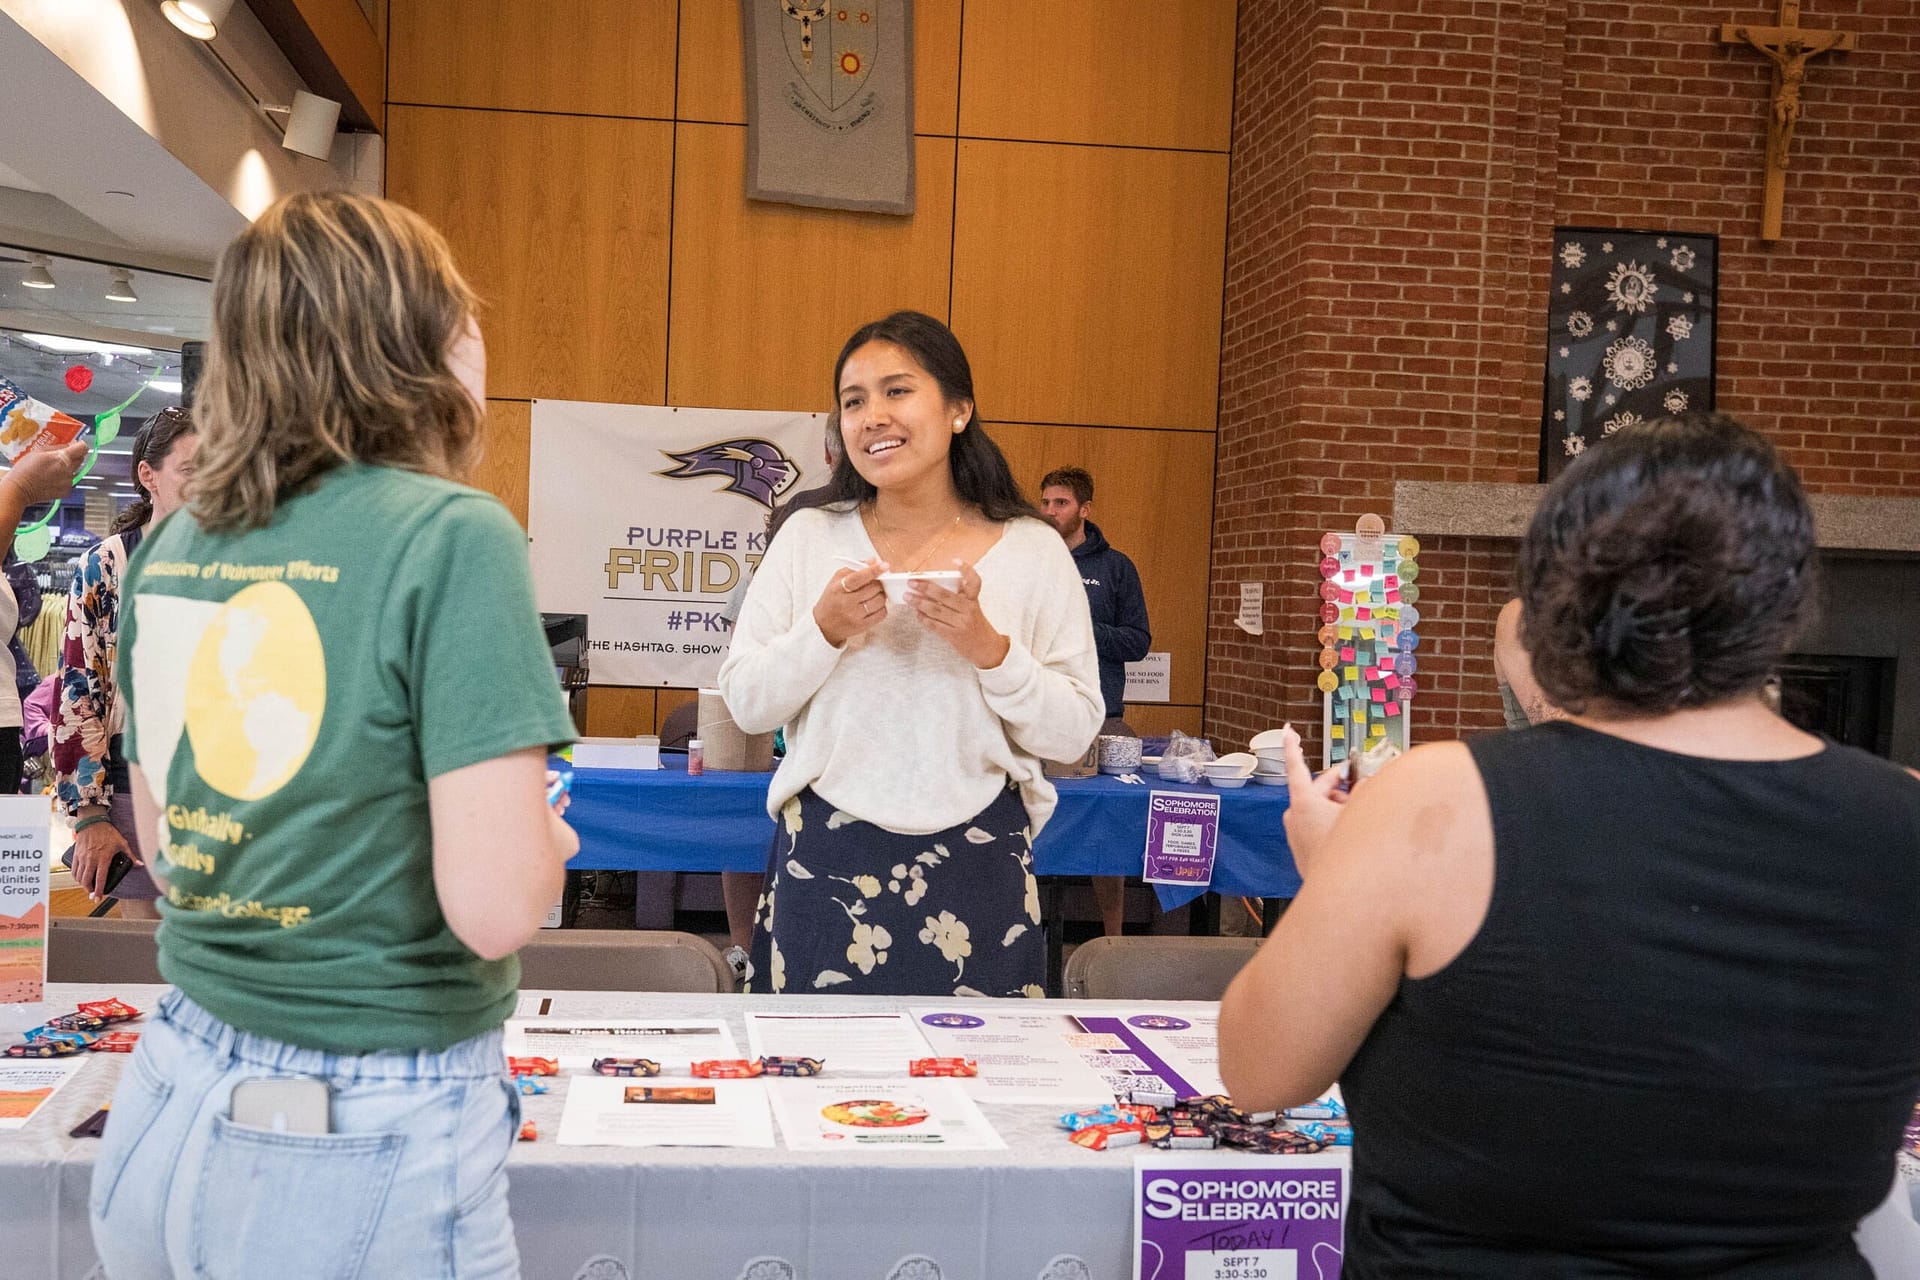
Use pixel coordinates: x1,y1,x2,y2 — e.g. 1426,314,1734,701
910,1004,1226,1106
1135,1151,1350,1280
0,795,52,1004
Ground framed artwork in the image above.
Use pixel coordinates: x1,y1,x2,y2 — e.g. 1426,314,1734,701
1539,227,1717,479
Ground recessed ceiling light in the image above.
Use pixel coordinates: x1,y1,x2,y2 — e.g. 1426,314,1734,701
160,0,234,40
22,254,55,289
106,268,139,303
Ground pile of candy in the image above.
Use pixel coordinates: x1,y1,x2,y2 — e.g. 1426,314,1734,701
591,1057,663,1077
1060,1091,1352,1154
909,1057,978,1077
6,998,142,1057
688,1056,827,1078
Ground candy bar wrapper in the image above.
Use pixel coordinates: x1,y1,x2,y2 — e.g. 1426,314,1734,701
1070,1122,1145,1151
1282,1096,1347,1121
0,378,85,464
1290,1120,1353,1147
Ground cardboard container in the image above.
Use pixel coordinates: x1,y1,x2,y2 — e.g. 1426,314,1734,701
697,689,775,772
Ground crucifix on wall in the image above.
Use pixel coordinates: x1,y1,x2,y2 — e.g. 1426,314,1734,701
1720,1,1856,241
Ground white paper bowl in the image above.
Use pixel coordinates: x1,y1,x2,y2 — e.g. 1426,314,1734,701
1207,752,1258,779
878,570,962,605
1210,775,1250,789
1249,729,1293,751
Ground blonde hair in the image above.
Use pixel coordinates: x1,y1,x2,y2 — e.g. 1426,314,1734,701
191,191,483,531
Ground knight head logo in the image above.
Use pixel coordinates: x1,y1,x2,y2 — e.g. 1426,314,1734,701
658,439,800,509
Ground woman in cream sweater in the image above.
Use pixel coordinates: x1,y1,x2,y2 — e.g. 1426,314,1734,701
720,311,1103,997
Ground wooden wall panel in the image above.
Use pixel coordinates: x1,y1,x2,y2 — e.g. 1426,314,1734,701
951,141,1229,431
1125,705,1206,739
387,107,673,405
584,687,656,738
667,125,955,410
990,423,1213,706
958,0,1237,151
473,399,531,526
389,0,678,118
677,0,962,134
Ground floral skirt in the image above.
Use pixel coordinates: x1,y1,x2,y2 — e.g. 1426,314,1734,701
744,783,1046,998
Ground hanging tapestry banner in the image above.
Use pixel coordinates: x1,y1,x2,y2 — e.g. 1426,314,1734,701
1540,227,1717,479
743,0,915,215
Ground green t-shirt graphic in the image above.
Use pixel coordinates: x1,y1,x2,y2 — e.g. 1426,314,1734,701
118,465,576,1053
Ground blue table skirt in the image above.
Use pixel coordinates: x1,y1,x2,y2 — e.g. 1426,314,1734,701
567,757,1299,908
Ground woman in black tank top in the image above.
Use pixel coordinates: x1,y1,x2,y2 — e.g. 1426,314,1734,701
1220,414,1920,1278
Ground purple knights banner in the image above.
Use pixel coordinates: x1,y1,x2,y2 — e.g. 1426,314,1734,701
1541,227,1716,478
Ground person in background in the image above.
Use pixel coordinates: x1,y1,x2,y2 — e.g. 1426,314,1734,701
720,310,1103,997
717,412,844,979
1220,414,1920,1277
56,407,198,915
1493,596,1562,728
89,192,578,1279
0,445,86,793
1038,465,1151,936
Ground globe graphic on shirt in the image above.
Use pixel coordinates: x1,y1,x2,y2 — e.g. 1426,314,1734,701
182,581,326,800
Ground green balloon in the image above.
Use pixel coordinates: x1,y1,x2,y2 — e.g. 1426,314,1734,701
13,525,52,564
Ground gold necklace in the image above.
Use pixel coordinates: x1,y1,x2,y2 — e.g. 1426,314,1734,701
866,505,963,573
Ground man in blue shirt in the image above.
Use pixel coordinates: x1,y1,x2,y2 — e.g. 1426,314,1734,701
1040,466,1152,936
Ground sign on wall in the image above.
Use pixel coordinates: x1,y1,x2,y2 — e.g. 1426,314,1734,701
529,402,829,688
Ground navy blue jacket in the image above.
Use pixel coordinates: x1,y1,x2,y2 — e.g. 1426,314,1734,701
1069,522,1151,719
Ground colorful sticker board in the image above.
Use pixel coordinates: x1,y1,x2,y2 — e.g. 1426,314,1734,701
1315,529,1419,768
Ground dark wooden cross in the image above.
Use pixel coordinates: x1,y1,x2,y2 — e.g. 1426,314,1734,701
1721,1,1856,241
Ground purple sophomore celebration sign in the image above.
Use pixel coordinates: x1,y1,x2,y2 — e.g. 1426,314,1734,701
1142,791,1221,887
1135,1153,1349,1280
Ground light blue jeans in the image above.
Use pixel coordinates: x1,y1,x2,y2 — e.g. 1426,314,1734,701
89,989,521,1280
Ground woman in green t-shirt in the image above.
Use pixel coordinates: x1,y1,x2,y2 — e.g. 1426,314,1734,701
90,192,579,1280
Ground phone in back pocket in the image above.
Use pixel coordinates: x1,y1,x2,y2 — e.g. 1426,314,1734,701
229,1076,331,1134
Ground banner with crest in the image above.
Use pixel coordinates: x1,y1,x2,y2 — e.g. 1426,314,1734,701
529,401,829,688
743,0,914,214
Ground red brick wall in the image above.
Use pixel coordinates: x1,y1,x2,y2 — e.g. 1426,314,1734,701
1208,1,1920,753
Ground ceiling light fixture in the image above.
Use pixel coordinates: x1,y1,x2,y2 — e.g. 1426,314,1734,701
21,334,154,358
106,268,139,303
22,254,56,289
160,0,234,40
264,91,343,161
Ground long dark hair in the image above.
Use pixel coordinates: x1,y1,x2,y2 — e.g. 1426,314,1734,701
111,405,197,535
770,311,1036,539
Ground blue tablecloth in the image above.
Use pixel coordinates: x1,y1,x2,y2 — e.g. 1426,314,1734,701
568,757,1299,907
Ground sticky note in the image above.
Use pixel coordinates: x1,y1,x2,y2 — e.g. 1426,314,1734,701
1331,724,1345,740
1360,626,1376,639
1370,724,1386,738
1371,688,1386,703
1340,647,1356,662
1343,569,1355,582
1361,564,1374,575
1358,608,1372,621
1386,590,1401,604
1354,592,1371,605
1343,666,1359,681
1384,702,1401,717
1338,626,1353,641
1341,608,1356,622
1386,576,1400,590
1338,589,1354,605
1364,666,1379,680
1385,674,1401,691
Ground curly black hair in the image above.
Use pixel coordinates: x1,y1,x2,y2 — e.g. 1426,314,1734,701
1518,413,1817,714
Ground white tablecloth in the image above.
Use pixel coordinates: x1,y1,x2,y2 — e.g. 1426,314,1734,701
4,984,1916,1280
